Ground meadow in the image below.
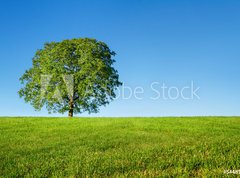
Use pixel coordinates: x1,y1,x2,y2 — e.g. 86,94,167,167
0,117,239,177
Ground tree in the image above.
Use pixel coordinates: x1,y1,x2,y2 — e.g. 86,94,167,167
19,38,122,117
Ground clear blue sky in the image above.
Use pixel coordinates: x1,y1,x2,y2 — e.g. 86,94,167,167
0,0,240,117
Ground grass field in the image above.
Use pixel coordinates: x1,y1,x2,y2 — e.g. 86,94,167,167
0,117,239,177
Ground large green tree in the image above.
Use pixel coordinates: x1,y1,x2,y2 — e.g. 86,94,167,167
19,38,121,117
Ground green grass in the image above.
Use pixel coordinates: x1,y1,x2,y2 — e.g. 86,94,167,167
0,117,239,177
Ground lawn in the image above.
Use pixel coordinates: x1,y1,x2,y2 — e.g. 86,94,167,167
0,117,239,177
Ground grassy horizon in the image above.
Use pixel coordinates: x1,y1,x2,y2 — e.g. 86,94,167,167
0,117,239,177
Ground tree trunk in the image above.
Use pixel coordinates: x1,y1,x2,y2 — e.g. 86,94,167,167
68,100,74,117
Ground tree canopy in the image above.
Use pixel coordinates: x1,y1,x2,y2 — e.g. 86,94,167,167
19,38,121,117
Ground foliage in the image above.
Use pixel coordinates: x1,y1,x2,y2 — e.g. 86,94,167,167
19,38,121,116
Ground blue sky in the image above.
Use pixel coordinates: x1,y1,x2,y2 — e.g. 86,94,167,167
0,0,240,117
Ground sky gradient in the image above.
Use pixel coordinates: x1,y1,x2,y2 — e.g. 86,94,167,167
0,0,240,117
